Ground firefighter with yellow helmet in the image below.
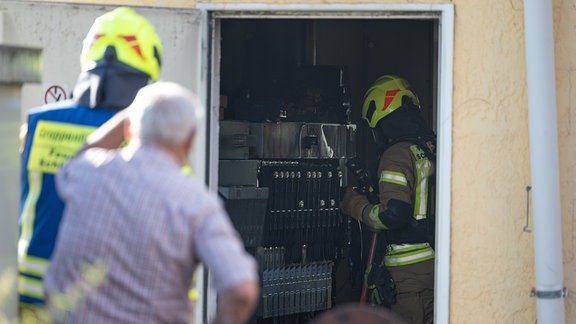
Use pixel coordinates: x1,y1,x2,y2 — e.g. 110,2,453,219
340,75,436,324
18,7,162,316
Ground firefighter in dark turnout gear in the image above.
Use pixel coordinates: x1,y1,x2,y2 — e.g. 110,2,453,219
18,7,162,316
340,75,435,324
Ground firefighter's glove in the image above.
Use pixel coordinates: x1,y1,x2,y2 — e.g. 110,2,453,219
339,186,369,221
364,263,397,308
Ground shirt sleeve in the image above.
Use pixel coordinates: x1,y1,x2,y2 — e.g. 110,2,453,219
55,154,82,203
193,194,258,293
55,148,115,204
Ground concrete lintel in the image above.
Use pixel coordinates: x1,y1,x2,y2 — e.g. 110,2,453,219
0,45,42,84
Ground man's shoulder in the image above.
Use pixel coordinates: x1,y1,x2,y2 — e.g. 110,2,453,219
180,177,216,203
140,150,213,198
178,178,220,208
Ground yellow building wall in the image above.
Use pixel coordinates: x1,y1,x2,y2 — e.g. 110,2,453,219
554,0,576,322
453,0,575,323
451,1,534,323
28,0,576,323
33,0,196,8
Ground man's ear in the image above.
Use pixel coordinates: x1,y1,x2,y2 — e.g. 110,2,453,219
184,129,196,152
123,118,132,141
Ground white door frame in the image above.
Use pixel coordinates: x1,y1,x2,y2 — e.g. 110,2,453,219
199,3,454,323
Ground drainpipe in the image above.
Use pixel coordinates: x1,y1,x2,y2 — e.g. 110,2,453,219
523,1,566,323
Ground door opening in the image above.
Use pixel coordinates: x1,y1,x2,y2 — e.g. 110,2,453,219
204,5,453,323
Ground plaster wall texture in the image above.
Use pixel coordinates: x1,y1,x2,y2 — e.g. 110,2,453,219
32,0,196,8
32,0,444,7
553,0,576,321
17,0,576,323
450,0,535,323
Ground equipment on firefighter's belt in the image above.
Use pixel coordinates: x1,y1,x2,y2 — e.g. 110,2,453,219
364,261,397,308
360,228,379,304
345,157,379,204
344,158,386,304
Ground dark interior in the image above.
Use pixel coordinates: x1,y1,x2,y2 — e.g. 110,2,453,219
217,17,437,323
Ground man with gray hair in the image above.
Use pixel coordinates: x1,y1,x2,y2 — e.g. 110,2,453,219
44,81,259,323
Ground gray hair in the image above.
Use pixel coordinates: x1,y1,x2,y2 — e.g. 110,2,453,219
128,81,199,147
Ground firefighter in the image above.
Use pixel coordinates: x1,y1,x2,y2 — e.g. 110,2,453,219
18,7,162,318
340,75,436,324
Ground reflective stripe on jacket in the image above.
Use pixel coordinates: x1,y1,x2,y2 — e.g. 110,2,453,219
384,243,434,266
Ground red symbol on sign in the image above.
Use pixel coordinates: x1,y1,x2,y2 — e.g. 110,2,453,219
44,85,67,104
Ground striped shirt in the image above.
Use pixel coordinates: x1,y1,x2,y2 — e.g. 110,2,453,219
44,143,258,323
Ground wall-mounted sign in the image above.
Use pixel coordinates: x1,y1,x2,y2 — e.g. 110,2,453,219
44,85,67,104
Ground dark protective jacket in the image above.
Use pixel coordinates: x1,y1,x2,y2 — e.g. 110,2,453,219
369,140,435,266
19,100,116,305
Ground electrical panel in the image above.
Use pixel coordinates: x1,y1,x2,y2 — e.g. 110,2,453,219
219,115,355,323
218,56,361,321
